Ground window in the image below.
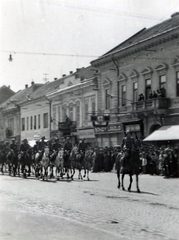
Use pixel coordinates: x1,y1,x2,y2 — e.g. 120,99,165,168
105,89,110,109
58,106,60,122
121,85,126,106
76,104,80,126
63,107,67,121
34,115,36,129
133,82,138,102
38,114,40,129
53,105,56,129
69,105,73,121
22,118,25,131
159,75,166,90
92,100,95,114
177,71,179,97
145,79,151,100
27,117,29,131
43,113,48,128
84,101,88,121
30,116,33,130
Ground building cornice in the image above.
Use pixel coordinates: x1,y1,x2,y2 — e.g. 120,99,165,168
91,28,179,67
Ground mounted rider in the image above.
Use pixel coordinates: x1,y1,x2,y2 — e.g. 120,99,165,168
19,139,31,176
78,138,87,153
10,138,18,173
38,136,47,160
121,130,136,152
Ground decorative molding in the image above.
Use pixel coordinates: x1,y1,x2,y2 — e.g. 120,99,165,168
130,69,139,79
171,55,179,67
103,77,111,86
155,63,168,71
118,73,127,82
141,67,153,75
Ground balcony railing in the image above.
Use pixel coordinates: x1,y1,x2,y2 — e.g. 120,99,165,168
58,121,77,132
131,98,169,112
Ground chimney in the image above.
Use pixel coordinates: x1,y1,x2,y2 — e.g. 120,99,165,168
171,12,179,17
62,74,66,77
54,78,57,81
76,68,80,72
31,81,35,91
25,84,28,89
8,85,10,89
70,71,73,74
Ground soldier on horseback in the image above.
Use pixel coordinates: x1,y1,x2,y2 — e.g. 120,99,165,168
9,138,18,176
19,139,31,177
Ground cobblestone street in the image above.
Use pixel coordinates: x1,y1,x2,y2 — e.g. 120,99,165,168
0,172,179,240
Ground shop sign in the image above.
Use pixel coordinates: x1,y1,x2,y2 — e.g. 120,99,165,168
94,124,122,133
78,129,95,138
126,124,140,131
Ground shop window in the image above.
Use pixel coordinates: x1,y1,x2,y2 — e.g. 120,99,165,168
53,105,56,129
43,113,48,128
92,100,95,114
176,71,179,97
145,79,151,100
58,106,60,122
22,118,25,131
121,85,126,106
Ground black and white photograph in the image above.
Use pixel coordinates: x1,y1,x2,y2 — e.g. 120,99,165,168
0,0,179,239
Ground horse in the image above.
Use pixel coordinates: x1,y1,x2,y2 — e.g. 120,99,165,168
0,149,6,174
76,150,85,180
63,150,71,179
32,151,43,179
53,149,65,180
40,147,50,181
119,147,141,193
18,149,32,178
6,150,16,176
116,151,123,189
83,149,93,181
69,146,78,180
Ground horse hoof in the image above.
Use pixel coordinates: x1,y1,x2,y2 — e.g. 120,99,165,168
137,189,141,193
122,187,125,191
117,185,120,189
128,188,131,192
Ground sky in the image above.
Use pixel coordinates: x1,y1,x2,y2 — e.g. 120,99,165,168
0,0,179,92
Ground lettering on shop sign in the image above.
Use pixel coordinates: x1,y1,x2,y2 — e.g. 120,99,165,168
94,125,122,133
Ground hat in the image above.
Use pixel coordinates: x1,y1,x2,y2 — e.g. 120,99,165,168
41,136,45,140
23,139,28,143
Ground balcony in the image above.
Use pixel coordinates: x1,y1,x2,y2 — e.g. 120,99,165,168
131,98,169,114
58,121,77,133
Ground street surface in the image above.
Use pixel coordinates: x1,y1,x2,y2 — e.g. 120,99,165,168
0,171,179,240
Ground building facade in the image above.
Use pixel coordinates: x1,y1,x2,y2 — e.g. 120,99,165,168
91,12,179,147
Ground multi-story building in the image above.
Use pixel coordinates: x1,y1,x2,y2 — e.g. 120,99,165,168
0,82,43,142
91,12,179,147
47,66,98,146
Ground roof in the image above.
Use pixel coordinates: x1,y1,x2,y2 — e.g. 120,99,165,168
92,12,179,62
0,83,43,108
0,85,15,104
143,125,179,141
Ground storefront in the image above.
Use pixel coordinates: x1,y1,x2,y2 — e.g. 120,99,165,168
94,123,123,147
78,127,96,147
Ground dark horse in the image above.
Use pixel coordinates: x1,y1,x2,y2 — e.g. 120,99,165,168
117,148,141,193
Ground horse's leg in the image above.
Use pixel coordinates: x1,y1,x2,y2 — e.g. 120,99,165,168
128,173,133,192
117,169,120,189
136,174,140,193
87,169,90,181
122,173,125,191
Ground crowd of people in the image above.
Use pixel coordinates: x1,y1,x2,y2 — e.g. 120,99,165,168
138,87,166,101
0,134,179,179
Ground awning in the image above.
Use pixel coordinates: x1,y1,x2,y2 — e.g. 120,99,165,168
143,125,179,141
